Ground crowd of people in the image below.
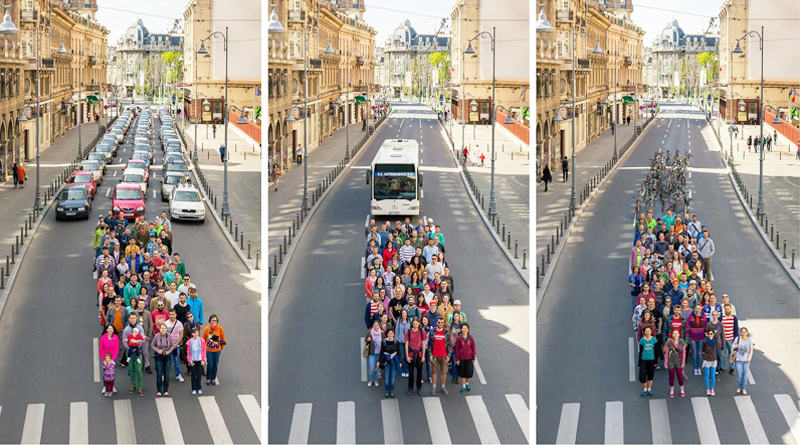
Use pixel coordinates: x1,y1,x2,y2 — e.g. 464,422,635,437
628,210,754,398
362,217,477,398
95,109,227,399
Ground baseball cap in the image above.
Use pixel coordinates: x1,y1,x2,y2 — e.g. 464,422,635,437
428,218,433,223
453,300,461,306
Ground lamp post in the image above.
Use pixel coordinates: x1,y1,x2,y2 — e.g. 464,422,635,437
464,27,498,216
198,27,230,217
732,26,765,216
77,46,99,162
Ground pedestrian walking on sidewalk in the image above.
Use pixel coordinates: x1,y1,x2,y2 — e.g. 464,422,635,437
611,122,615,135
15,163,25,188
766,135,772,151
212,124,217,139
273,165,281,191
627,116,631,125
479,153,485,168
747,135,752,152
296,144,303,166
561,156,569,182
541,164,552,192
11,163,18,188
219,145,226,163
362,117,367,131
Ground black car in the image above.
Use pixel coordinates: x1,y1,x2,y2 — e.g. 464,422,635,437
55,186,92,220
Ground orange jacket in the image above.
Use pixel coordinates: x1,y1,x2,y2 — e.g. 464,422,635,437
202,324,226,352
16,166,25,181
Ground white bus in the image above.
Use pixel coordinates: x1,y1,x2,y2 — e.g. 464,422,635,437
366,139,423,215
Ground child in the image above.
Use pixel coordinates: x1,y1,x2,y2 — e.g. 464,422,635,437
103,353,116,397
127,327,144,360
479,153,485,167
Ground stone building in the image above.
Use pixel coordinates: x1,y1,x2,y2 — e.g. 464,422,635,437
114,18,182,99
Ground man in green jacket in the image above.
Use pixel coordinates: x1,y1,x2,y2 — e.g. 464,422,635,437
94,221,106,258
123,275,142,307
173,252,186,278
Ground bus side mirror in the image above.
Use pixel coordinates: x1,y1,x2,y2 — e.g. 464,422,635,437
419,172,423,187
366,169,371,185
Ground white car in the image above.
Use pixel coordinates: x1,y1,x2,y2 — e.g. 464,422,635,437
79,160,103,182
109,128,124,142
169,184,205,222
121,167,148,197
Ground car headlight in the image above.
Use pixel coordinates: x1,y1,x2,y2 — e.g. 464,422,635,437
78,206,86,211
57,206,64,211
136,206,145,211
113,206,120,212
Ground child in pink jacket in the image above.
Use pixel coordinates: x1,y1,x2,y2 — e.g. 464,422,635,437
185,326,207,394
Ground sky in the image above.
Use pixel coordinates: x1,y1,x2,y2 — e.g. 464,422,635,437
629,0,723,47
363,1,453,47
96,0,186,46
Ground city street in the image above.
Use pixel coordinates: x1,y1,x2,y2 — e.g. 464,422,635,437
0,106,261,443
268,102,530,444
537,103,799,443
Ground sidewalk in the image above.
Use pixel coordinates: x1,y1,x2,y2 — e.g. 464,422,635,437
711,115,800,279
535,121,638,267
450,122,531,263
267,121,363,263
0,122,100,248
182,120,262,260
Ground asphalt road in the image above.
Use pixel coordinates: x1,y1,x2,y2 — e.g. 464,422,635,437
537,103,800,444
0,108,261,444
269,102,530,444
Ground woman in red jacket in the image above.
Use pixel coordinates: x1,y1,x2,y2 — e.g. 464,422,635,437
382,241,398,267
454,323,476,393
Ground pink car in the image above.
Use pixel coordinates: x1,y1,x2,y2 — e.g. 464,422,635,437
112,183,145,220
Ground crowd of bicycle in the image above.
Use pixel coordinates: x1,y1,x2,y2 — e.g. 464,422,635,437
628,209,754,399
362,217,477,398
90,105,227,399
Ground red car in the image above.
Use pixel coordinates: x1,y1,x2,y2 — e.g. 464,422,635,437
66,171,98,197
112,183,146,220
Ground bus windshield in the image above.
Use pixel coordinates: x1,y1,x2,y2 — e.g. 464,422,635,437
373,165,417,200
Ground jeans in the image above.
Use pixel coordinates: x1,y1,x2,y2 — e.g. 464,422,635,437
172,345,183,377
128,353,143,389
704,366,716,390
735,361,749,389
715,346,724,371
383,357,398,392
368,353,380,383
723,340,734,370
397,343,407,375
207,350,221,382
449,349,458,380
408,357,423,391
191,361,203,391
154,353,171,394
690,339,703,370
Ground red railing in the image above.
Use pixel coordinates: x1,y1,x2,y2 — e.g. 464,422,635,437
765,109,799,145
496,110,530,145
229,110,262,144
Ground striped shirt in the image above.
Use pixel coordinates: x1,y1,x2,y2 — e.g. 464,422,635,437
721,315,736,341
398,245,416,264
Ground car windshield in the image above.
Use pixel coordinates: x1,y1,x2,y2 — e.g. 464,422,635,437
164,175,183,185
135,145,151,152
73,175,92,183
373,169,417,201
95,146,110,152
167,162,187,171
88,154,104,160
174,191,200,202
115,188,142,200
133,153,149,161
123,174,144,183
81,162,98,171
167,146,181,152
127,162,145,170
59,189,86,200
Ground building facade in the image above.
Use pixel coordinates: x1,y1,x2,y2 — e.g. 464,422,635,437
115,18,182,100
651,19,718,99
383,18,449,101
67,2,109,129
0,0,27,180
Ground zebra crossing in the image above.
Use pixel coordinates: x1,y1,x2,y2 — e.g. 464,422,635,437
551,393,799,444
278,392,528,444
1,393,260,444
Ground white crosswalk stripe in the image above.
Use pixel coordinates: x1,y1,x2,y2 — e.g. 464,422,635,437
505,394,530,443
466,395,500,444
691,397,720,444
556,402,580,444
114,399,137,444
604,401,624,444
156,398,184,444
774,394,800,444
69,401,89,445
422,397,451,444
237,394,261,443
288,402,313,445
381,398,404,444
734,395,768,444
649,398,672,445
22,403,45,445
198,396,233,445
337,401,356,445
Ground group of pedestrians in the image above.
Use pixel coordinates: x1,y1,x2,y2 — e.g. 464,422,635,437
746,134,776,152
95,111,228,400
362,217,477,399
628,209,754,399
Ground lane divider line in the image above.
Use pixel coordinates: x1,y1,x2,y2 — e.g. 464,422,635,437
93,338,100,382
628,337,635,382
69,401,89,445
237,394,262,443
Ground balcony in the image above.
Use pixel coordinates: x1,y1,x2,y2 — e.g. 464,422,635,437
20,9,37,22
41,58,54,69
577,58,590,69
556,11,573,23
309,58,322,69
288,10,305,23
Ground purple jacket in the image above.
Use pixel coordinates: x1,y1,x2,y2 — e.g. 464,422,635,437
687,312,708,341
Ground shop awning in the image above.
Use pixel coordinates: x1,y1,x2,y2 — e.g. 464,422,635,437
355,96,367,104
622,95,636,104
87,95,99,104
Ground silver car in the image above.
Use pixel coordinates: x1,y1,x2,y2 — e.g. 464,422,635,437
161,172,187,201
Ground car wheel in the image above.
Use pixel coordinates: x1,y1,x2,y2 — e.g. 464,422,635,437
199,217,205,224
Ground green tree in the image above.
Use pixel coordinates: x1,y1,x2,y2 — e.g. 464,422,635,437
696,52,719,84
428,52,450,83
161,51,183,84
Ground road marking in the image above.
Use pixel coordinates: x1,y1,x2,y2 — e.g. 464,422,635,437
628,337,635,382
237,395,261,441
288,403,312,444
474,359,487,384
649,399,672,444
556,402,580,444
153,189,156,199
381,399,404,444
69,402,89,444
360,337,368,382
466,395,500,444
93,338,100,382
198,396,233,444
22,403,45,445
604,401,623,444
690,397,720,444
114,399,137,444
114,170,118,176
422,397,450,444
774,394,800,444
734,395,768,444
337,401,356,444
747,369,756,385
106,188,112,198
505,394,529,443
155,398,184,444
360,257,366,279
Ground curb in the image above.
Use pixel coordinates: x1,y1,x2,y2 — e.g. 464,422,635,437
0,183,65,323
267,114,390,313
436,122,530,286
708,126,800,289
536,116,657,311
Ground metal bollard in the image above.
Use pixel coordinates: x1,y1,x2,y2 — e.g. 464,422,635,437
283,235,287,254
5,255,8,275
288,226,293,244
496,217,500,234
546,246,551,264
783,241,787,259
12,243,15,262
235,224,239,242
0,267,3,289
556,226,560,245
256,250,260,270
229,218,234,235
507,232,511,250
248,242,251,259
514,240,518,258
522,249,527,269
268,267,272,289
775,231,779,248
502,224,506,241
551,235,555,254
278,244,284,264
273,255,278,275
792,250,795,269
20,227,24,244
770,223,773,241
541,255,545,274
240,232,245,250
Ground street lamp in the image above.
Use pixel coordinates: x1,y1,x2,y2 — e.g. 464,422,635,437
346,46,371,162
732,26,766,217
464,27,499,216
535,2,554,32
77,45,100,163
198,27,231,218
0,3,18,34
267,3,286,34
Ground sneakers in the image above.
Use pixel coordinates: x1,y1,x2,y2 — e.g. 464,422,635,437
441,387,448,396
681,389,685,397
385,391,390,398
460,386,466,393
164,392,170,397
177,374,185,382
417,389,422,396
192,390,197,395
157,392,162,398
129,386,135,394
466,383,471,392
389,391,394,398
207,380,213,386
670,391,675,399
145,366,153,374
742,389,748,395
647,390,653,397
367,382,373,387
706,389,711,396
711,389,716,396
198,390,203,395
730,369,735,375
641,391,646,397
406,390,411,396
736,388,742,394
431,386,437,396
138,389,144,396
